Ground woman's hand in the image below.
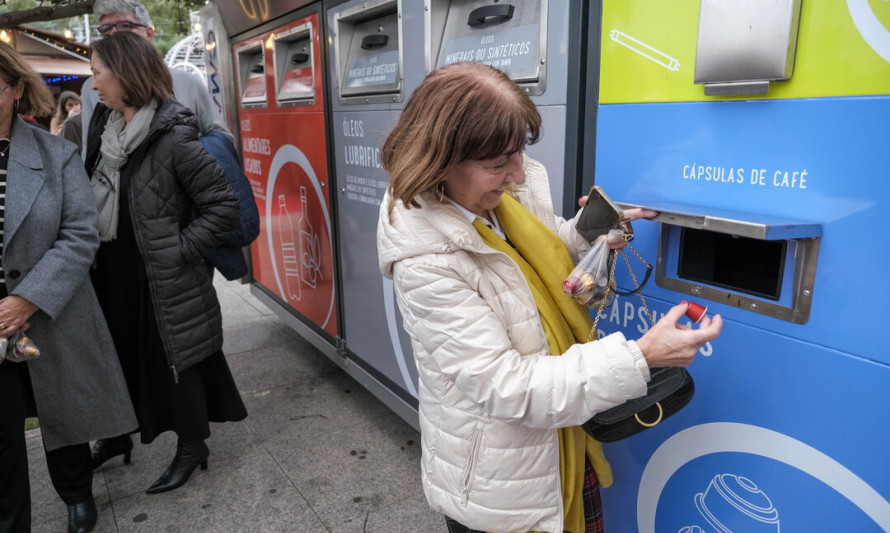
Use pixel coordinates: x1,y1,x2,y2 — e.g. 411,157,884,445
635,302,723,368
577,196,658,220
620,207,659,223
577,195,658,249
610,208,660,250
0,296,39,336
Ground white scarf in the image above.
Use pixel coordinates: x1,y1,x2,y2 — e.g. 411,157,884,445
92,100,158,241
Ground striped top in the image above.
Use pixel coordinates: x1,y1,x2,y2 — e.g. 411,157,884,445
0,137,7,288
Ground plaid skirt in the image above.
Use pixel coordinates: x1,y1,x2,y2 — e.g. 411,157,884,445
444,459,604,533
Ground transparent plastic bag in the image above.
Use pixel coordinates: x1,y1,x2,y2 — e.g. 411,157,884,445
0,332,40,364
562,234,615,308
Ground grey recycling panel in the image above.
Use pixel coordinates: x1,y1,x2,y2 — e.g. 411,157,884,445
526,104,567,218
332,108,419,399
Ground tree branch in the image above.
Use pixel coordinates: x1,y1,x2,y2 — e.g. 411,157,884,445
0,1,95,29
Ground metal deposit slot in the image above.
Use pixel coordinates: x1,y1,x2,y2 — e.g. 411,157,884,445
335,0,402,102
273,24,315,106
237,42,267,108
619,201,821,324
678,228,787,301
428,0,547,95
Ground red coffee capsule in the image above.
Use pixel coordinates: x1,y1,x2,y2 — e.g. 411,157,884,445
684,301,708,324
563,278,582,295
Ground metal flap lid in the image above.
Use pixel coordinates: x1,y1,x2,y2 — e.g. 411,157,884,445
340,11,401,96
238,46,267,104
277,39,314,100
616,200,822,240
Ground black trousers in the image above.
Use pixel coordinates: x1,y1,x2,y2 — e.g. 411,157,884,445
0,360,92,533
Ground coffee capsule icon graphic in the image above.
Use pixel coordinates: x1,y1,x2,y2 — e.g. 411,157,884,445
693,474,780,533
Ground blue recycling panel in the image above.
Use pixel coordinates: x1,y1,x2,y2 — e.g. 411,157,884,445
595,295,890,532
595,97,888,365
593,96,890,532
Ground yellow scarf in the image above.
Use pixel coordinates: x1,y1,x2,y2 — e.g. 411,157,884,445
472,194,612,533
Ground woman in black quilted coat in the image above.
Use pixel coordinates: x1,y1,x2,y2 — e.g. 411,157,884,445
84,32,247,494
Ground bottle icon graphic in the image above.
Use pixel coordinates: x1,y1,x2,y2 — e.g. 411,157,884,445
278,194,301,302
298,186,323,288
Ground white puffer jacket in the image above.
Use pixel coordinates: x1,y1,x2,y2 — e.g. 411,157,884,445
377,157,650,533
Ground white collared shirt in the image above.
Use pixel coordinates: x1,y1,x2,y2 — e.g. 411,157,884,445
452,201,508,241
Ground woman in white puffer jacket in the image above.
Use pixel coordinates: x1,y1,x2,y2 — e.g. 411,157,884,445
377,62,722,533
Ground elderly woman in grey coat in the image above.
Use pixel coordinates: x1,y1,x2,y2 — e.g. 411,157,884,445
0,42,137,533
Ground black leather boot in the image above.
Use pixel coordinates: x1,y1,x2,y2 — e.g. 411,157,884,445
145,440,209,495
67,494,97,533
90,435,133,470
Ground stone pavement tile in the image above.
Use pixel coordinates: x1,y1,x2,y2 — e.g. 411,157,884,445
216,280,300,356
216,279,272,318
222,311,301,356
331,493,448,533
217,290,268,325
264,407,426,529
238,368,394,443
226,341,340,394
199,415,265,466
109,450,326,533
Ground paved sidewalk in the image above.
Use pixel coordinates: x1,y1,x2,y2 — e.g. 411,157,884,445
28,276,447,532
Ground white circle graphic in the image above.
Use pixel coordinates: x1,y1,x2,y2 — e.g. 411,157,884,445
265,144,335,329
382,277,418,397
848,0,890,63
637,422,890,532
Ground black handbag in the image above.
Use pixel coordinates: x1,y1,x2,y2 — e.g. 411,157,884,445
580,227,695,442
582,366,694,442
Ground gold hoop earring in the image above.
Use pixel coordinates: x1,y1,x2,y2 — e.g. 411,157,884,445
436,182,446,202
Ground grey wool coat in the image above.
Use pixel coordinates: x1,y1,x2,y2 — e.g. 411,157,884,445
4,117,137,451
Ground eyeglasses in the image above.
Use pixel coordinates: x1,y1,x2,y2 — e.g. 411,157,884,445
0,84,10,96
97,20,147,35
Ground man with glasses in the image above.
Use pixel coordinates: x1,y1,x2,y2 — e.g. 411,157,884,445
79,0,231,157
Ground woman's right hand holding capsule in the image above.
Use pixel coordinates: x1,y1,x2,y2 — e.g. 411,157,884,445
635,302,723,368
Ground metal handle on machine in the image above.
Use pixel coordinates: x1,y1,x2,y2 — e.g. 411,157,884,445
467,4,515,27
291,53,309,64
361,34,389,50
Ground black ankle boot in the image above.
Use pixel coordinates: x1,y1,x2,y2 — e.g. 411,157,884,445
90,435,133,470
146,440,209,495
67,494,97,533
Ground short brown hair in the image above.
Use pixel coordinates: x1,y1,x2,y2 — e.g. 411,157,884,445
0,42,55,117
381,62,541,214
91,31,172,108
